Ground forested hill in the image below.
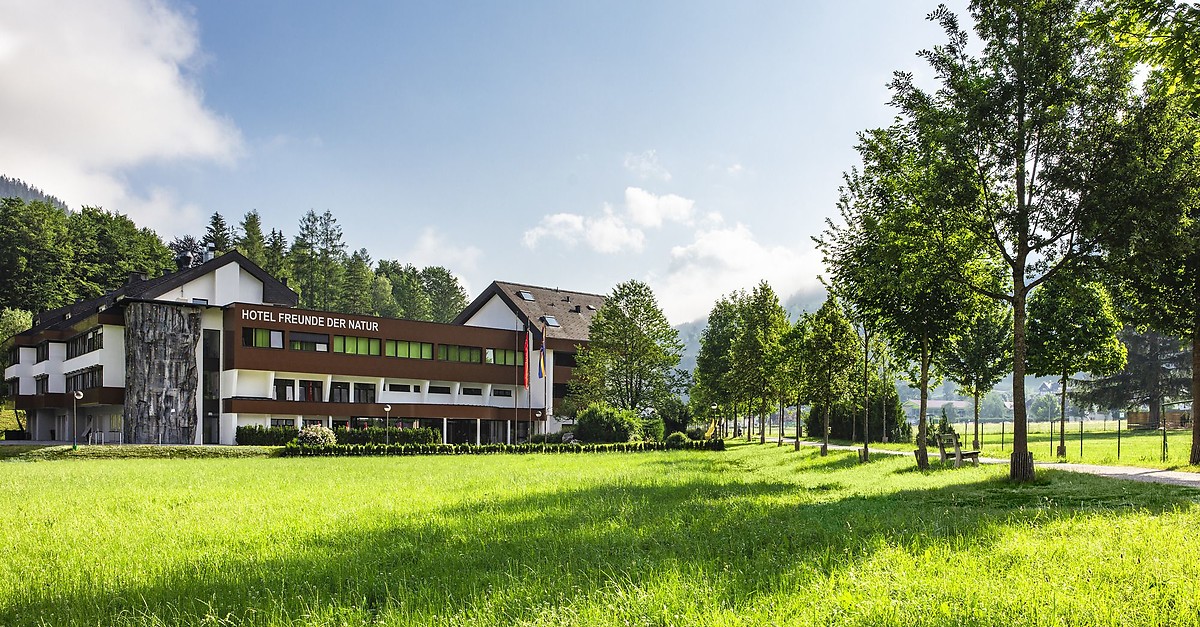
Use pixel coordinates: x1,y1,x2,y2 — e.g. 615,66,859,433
675,286,827,376
0,198,472,329
0,175,67,210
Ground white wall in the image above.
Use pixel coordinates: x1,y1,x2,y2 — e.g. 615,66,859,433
170,273,216,303
463,295,522,330
238,267,265,303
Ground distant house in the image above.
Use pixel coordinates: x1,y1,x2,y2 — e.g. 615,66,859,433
903,399,970,422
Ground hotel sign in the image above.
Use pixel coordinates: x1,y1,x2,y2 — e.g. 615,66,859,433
241,308,380,332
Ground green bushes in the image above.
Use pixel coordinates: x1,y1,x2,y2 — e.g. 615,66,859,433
281,438,726,457
641,412,665,442
575,403,641,443
665,431,689,449
296,425,337,446
236,425,299,446
236,425,440,446
334,427,440,445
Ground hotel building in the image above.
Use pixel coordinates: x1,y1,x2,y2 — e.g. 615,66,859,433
3,251,603,445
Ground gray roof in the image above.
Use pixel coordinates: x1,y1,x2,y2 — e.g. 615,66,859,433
23,251,297,336
454,281,606,344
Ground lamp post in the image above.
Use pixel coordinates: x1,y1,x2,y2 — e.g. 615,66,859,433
383,405,391,445
72,390,83,450
711,404,718,438
534,411,542,440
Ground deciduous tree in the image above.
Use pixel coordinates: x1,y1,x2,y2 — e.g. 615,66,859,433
889,0,1135,479
1026,276,1126,456
799,296,857,456
572,280,682,414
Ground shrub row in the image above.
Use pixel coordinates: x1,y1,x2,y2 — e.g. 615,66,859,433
236,425,441,446
236,425,299,445
281,438,726,457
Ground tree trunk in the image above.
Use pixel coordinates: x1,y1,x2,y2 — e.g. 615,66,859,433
1057,371,1068,458
794,395,803,452
916,334,930,469
1191,322,1200,465
778,399,784,446
862,328,870,463
1011,280,1034,481
973,389,981,450
759,397,766,445
821,400,830,457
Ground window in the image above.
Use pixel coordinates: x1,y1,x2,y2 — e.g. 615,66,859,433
492,388,513,398
5,378,17,397
330,382,351,403
6,346,18,366
437,344,482,363
66,367,103,392
270,418,294,428
385,340,433,359
290,332,329,352
298,380,323,402
388,383,412,393
274,379,295,401
517,290,535,301
462,387,482,396
354,383,376,403
485,348,523,366
192,298,209,305
428,385,451,394
303,419,323,427
543,316,560,328
35,342,49,363
243,328,283,349
556,352,577,367
333,336,381,356
67,328,103,359
35,375,49,395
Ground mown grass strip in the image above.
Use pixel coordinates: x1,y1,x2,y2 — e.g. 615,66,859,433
0,442,1197,626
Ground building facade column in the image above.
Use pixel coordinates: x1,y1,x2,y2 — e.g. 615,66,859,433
442,417,448,444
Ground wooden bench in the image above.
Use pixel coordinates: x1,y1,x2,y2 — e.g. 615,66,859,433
935,433,980,468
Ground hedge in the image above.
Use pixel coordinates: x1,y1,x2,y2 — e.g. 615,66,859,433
236,425,441,446
281,438,726,457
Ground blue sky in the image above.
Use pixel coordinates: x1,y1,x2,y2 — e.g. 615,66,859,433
0,0,967,323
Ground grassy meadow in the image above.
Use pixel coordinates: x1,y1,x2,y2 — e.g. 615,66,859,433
2,443,1199,626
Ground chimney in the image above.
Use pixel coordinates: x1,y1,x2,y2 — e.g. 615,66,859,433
572,305,582,313
175,253,193,271
126,271,147,285
203,242,216,262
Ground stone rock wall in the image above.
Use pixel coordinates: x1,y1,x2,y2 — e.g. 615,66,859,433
123,302,202,444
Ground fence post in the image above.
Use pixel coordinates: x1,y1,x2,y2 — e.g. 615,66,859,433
1080,420,1083,458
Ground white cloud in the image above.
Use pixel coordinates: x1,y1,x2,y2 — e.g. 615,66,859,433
624,187,694,228
0,0,242,235
727,163,744,175
408,227,482,274
523,207,644,253
524,187,701,254
651,223,825,324
623,150,672,181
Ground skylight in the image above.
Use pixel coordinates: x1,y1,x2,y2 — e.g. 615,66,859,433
544,316,560,327
517,290,535,301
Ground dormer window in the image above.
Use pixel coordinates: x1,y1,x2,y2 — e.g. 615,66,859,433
517,290,535,301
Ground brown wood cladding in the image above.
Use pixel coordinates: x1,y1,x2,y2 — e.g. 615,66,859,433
224,304,527,384
14,387,124,410
224,397,536,421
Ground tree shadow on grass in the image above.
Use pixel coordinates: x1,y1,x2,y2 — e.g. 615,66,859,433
5,455,1200,625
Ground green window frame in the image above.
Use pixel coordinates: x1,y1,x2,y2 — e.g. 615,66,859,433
385,340,433,360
